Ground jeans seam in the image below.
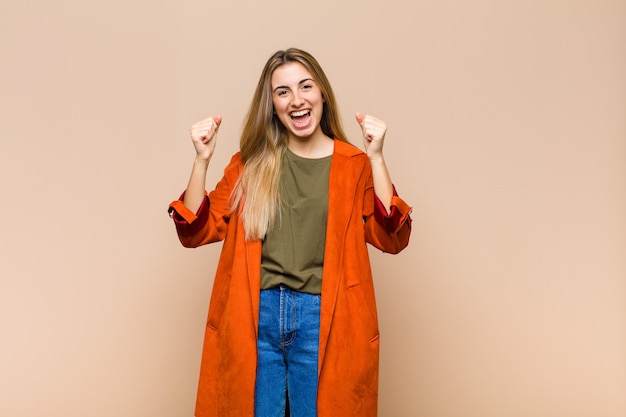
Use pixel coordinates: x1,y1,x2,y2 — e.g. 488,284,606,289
279,286,297,348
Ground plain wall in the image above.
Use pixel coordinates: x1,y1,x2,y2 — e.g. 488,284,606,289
1,1,624,416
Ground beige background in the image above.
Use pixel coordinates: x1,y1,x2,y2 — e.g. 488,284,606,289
1,1,625,416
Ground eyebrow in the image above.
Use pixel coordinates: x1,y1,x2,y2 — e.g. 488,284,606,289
273,78,315,92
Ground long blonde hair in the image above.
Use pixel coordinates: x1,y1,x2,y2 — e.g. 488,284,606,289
231,48,348,240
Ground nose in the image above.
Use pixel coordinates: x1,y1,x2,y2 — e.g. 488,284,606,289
291,91,304,107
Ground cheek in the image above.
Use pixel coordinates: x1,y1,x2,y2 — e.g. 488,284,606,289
316,95,325,109
272,100,288,116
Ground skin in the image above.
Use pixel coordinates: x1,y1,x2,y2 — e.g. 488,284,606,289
183,64,394,216
182,114,222,214
270,62,333,158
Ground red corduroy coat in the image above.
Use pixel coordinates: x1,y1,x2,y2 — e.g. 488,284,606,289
169,140,412,417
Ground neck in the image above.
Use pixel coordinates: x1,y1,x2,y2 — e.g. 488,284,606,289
287,133,334,158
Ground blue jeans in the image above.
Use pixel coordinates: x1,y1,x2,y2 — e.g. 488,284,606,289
255,285,321,417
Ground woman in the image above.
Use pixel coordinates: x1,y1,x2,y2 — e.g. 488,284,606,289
168,48,412,417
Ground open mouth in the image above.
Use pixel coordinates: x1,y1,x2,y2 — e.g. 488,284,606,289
289,109,312,128
290,110,311,120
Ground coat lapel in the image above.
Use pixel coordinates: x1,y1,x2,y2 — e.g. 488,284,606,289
318,140,365,369
246,238,262,336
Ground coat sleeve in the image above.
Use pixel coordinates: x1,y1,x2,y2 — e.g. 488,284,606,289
167,153,241,248
363,173,412,254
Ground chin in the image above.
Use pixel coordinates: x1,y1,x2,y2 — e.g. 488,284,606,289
290,128,315,139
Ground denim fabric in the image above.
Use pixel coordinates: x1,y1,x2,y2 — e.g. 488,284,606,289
255,285,321,417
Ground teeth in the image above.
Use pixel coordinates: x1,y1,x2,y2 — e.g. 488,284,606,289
290,110,309,117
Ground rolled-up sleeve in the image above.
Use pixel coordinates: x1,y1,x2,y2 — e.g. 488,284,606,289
168,192,211,239
373,186,412,233
166,152,242,248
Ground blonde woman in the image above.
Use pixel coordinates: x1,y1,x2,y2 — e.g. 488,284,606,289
169,48,412,417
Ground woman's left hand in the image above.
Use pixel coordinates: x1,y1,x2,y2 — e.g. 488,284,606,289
355,112,386,160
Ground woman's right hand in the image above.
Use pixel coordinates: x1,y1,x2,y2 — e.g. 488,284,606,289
190,115,222,161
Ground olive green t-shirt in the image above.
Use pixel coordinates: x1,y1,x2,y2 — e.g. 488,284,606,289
260,148,331,294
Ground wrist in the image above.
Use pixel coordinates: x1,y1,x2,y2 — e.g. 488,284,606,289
368,153,385,165
193,156,211,169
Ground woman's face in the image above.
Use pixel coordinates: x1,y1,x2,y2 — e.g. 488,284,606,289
271,62,325,142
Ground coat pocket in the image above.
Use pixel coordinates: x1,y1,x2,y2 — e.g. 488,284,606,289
206,273,231,331
346,282,380,342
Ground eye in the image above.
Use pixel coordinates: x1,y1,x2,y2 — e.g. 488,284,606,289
302,84,313,90
276,89,289,97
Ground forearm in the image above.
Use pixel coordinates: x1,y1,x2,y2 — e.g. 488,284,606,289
369,155,393,214
183,157,211,213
